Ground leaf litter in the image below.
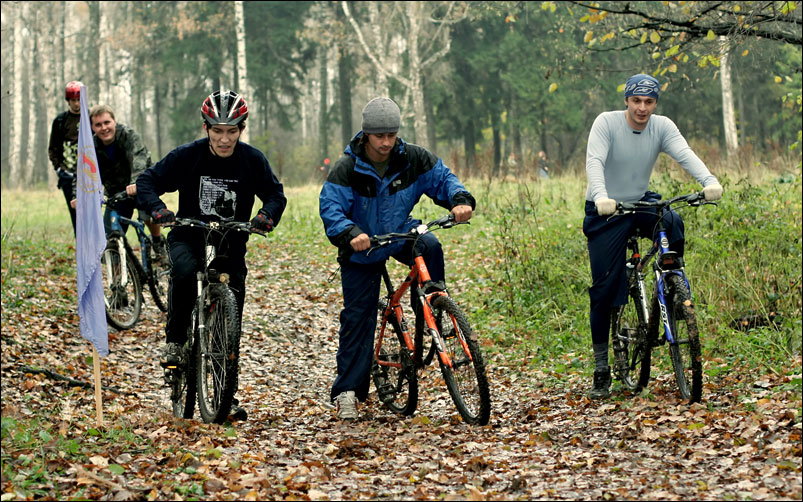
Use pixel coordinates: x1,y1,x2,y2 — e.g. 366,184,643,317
1,240,801,501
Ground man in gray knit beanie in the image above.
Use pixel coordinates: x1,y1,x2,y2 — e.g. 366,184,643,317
319,96,476,421
361,97,401,134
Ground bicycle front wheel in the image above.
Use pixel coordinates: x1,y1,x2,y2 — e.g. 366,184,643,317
147,242,170,313
372,311,418,416
431,296,491,425
196,284,241,424
610,292,651,392
101,247,142,330
665,274,703,403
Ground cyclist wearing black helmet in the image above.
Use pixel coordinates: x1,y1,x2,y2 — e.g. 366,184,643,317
137,89,287,420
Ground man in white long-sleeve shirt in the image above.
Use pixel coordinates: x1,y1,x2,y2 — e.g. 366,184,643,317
583,73,723,399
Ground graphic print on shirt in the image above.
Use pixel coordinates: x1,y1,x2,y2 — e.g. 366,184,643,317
199,176,238,220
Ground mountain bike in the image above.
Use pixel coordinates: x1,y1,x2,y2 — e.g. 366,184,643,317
164,217,265,424
609,191,716,403
101,191,170,330
368,214,491,425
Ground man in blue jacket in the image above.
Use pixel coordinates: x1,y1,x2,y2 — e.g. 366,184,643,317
319,97,475,421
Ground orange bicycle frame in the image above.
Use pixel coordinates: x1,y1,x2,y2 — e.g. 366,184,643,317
375,255,471,370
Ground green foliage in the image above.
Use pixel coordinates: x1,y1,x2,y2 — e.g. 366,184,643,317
456,166,802,373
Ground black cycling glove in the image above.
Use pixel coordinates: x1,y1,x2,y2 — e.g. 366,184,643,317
151,208,176,225
250,212,274,233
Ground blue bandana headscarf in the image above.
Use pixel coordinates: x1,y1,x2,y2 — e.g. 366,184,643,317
624,74,660,100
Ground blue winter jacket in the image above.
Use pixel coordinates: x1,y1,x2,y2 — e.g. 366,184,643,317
319,133,475,264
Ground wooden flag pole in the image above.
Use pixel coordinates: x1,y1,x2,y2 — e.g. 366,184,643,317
92,345,104,427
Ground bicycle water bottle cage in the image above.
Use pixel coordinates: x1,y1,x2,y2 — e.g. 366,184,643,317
658,251,682,270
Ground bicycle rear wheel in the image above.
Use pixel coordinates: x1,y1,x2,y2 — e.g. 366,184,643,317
196,284,241,424
170,316,197,419
431,296,491,425
610,291,651,391
147,240,170,313
372,312,418,416
665,274,703,403
101,246,142,330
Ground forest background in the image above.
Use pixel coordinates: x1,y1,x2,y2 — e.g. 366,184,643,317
1,2,802,499
1,0,801,187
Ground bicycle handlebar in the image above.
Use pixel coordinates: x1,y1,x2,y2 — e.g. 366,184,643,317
166,217,266,236
615,191,716,214
367,213,467,254
104,190,131,206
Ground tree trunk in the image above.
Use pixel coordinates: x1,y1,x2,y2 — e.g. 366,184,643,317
18,2,31,188
319,46,328,163
367,2,388,96
337,41,353,146
87,2,100,99
234,0,250,143
491,112,501,178
1,1,16,181
719,37,738,159
405,2,428,146
423,75,436,150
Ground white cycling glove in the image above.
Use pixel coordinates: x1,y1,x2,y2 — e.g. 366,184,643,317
703,183,723,201
595,197,617,216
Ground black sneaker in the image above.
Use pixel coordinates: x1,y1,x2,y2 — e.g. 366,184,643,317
229,397,247,421
160,342,182,368
589,368,612,399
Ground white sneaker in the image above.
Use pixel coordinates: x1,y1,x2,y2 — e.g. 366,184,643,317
335,391,358,421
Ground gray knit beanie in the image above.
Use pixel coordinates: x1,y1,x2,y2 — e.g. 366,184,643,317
361,97,400,134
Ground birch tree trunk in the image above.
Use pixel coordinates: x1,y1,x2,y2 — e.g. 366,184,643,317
234,0,249,143
719,37,738,159
405,2,427,146
342,1,460,148
1,1,16,180
87,2,100,100
367,3,388,97
18,2,32,188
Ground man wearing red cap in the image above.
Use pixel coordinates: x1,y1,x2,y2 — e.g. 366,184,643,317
48,81,83,234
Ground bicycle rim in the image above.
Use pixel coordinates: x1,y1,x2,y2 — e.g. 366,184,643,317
432,296,491,425
372,314,418,416
197,285,241,424
101,247,142,330
148,247,170,313
610,293,651,392
171,318,197,419
666,275,703,403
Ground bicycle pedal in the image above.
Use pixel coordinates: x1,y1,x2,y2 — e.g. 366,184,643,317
163,368,177,385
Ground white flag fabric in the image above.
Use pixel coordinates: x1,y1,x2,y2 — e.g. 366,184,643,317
75,85,109,357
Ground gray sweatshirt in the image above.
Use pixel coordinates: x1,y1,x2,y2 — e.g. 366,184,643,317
585,110,718,203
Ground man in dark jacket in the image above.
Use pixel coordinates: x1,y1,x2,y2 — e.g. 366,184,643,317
319,97,475,421
48,81,83,234
68,104,165,253
137,89,286,420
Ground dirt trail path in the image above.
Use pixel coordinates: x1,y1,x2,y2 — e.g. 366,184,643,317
2,241,800,500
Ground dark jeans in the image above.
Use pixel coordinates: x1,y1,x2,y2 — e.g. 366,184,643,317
165,234,247,345
103,198,136,236
330,232,444,403
582,192,685,345
58,180,77,235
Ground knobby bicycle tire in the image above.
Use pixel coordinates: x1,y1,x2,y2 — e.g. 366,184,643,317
431,296,491,425
147,240,170,313
372,310,418,416
171,312,197,419
101,246,142,330
665,274,703,403
197,284,241,424
610,286,651,392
